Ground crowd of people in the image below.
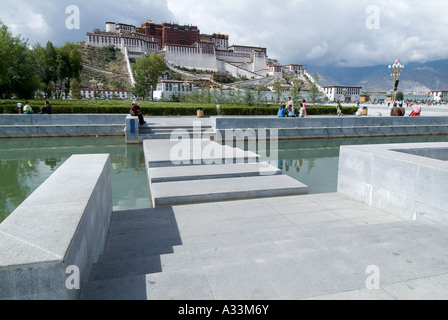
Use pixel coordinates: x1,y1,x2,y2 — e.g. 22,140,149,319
277,97,308,118
389,102,422,117
277,97,428,118
20,101,53,114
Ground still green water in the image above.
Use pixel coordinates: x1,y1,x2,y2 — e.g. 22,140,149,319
0,136,151,224
1,135,448,224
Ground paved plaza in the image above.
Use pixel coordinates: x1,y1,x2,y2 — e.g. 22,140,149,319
80,109,448,300
80,193,448,300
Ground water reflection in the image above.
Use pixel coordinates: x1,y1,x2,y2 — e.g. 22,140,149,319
0,137,151,223
1,134,448,224
275,135,448,194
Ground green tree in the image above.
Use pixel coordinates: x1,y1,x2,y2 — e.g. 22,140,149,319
34,41,58,99
0,22,10,89
132,53,166,100
306,71,324,105
56,43,83,99
244,89,255,106
0,21,41,99
273,78,283,103
254,83,266,105
70,77,82,99
234,85,242,104
290,78,303,105
396,91,404,101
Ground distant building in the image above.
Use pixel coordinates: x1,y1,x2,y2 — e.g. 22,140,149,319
268,65,283,78
138,20,200,48
86,20,270,79
154,80,196,100
324,86,362,102
430,90,448,102
283,64,304,75
79,88,135,100
86,22,160,58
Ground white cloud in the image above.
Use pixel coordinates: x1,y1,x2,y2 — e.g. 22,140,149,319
1,1,50,44
1,0,448,67
306,42,329,60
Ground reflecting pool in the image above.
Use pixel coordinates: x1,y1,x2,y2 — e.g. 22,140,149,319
1,134,447,224
0,137,151,224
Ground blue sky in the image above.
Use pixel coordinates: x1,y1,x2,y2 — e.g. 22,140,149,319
1,0,448,67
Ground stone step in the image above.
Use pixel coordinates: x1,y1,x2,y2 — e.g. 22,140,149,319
148,162,281,183
140,126,213,134
140,132,216,140
151,175,309,207
145,141,261,168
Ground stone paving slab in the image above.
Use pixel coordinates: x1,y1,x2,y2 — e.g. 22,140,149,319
144,139,260,168
148,162,281,183
80,193,448,300
151,175,309,207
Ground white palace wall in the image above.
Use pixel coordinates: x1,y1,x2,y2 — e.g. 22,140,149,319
164,46,218,71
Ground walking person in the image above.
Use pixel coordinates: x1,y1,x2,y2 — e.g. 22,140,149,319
337,101,343,117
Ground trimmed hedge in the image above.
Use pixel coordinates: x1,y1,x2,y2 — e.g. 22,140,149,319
0,100,358,116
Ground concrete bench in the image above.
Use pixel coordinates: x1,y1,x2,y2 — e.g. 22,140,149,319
0,154,112,299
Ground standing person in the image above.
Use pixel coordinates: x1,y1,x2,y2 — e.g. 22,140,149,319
302,99,308,117
286,97,294,111
23,101,34,114
286,97,295,117
39,101,53,114
130,101,146,125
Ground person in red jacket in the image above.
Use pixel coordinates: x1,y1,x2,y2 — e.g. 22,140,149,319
130,101,146,125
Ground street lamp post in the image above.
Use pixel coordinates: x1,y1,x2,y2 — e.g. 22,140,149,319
388,60,404,103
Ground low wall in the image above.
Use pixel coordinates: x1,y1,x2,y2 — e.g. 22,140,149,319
0,154,112,299
337,142,448,222
125,115,140,144
213,116,448,139
0,114,127,138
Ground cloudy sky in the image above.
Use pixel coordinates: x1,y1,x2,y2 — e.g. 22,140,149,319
1,0,448,67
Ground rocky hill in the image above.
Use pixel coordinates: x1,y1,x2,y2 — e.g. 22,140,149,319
77,43,133,91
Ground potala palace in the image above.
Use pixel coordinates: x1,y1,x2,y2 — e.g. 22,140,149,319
86,20,304,81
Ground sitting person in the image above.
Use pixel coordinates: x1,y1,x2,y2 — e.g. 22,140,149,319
277,105,286,118
287,105,296,117
398,103,406,116
286,97,295,117
390,103,402,117
409,105,422,117
130,101,146,125
23,101,34,114
39,101,53,114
